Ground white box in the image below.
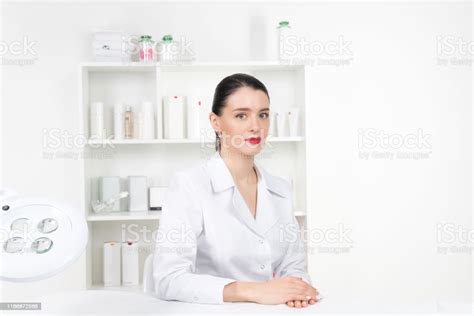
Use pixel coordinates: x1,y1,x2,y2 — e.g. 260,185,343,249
128,176,148,212
121,242,139,286
186,96,202,139
99,176,120,212
103,242,121,287
163,96,184,139
149,187,168,211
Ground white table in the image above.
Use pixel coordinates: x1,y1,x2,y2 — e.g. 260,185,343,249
25,290,472,315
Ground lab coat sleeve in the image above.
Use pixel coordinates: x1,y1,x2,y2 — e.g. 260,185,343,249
153,171,236,304
273,190,312,286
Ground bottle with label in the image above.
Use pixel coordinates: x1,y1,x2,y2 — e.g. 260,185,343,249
159,35,175,63
124,106,134,139
139,35,154,63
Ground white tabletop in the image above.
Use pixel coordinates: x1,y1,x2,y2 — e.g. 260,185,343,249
26,290,472,315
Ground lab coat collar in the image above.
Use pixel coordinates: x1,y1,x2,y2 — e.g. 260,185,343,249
207,151,288,198
207,151,285,237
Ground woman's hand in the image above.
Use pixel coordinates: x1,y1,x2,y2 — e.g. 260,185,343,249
286,298,318,308
249,276,319,305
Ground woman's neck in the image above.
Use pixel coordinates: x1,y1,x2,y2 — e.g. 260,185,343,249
219,148,256,185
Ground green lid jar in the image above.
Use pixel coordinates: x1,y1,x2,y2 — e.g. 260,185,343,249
139,35,154,43
278,21,290,28
162,35,173,43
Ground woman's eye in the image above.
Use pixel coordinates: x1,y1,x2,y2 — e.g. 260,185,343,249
236,113,247,119
260,112,269,119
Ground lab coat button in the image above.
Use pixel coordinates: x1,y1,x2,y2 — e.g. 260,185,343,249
259,264,265,270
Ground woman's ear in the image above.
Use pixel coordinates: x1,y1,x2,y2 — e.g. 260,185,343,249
209,112,220,131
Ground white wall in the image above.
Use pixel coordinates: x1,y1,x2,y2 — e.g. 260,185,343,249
1,0,471,307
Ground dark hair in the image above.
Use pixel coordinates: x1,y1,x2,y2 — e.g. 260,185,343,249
211,73,270,152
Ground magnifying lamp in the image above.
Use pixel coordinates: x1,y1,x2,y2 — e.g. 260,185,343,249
0,189,88,282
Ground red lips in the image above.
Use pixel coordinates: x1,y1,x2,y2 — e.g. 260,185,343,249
246,137,261,145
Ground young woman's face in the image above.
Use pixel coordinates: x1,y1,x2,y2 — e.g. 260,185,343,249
210,86,270,156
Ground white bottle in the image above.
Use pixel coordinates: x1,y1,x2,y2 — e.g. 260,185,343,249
278,21,293,62
141,101,154,140
186,96,202,139
163,96,184,139
90,102,105,139
287,107,300,137
103,242,121,287
121,242,139,286
269,112,277,138
155,100,163,139
136,111,144,139
275,110,288,137
113,102,124,140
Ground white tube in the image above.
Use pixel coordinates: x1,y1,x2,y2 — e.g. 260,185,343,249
155,101,163,139
90,102,105,139
275,110,288,137
142,101,154,140
113,102,124,140
186,96,201,139
287,107,300,137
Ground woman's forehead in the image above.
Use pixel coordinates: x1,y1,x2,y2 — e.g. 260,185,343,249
225,87,270,110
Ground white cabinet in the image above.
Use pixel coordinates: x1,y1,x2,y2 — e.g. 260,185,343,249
79,62,311,291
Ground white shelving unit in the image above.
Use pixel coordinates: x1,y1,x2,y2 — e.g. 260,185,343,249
79,61,311,292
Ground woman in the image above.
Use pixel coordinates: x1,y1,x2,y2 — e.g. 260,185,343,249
153,73,320,308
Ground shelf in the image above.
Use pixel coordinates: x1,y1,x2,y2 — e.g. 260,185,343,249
87,211,161,222
87,210,304,222
87,136,304,146
80,61,305,72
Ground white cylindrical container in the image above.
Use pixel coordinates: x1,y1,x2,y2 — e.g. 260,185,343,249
287,107,300,137
275,110,288,137
103,241,121,287
163,96,184,139
186,96,202,139
90,102,105,139
141,101,154,140
136,111,144,139
121,241,139,286
113,102,124,140
155,101,163,139
269,112,277,138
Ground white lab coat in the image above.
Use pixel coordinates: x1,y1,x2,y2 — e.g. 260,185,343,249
153,151,311,304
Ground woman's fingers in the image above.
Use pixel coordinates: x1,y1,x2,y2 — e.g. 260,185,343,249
287,301,295,307
301,300,308,307
309,299,316,304
294,300,302,308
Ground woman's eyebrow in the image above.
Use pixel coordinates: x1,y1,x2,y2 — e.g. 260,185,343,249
232,107,270,112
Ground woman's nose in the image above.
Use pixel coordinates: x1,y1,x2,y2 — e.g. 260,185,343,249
249,115,261,133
